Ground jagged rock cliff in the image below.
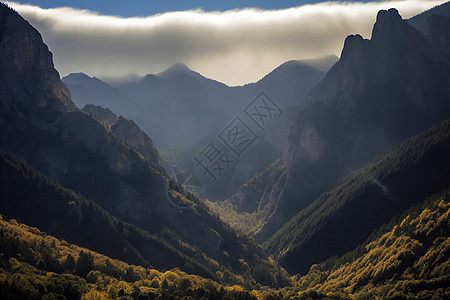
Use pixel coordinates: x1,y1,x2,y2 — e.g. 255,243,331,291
0,4,76,113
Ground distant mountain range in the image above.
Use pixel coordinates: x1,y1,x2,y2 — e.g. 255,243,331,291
62,55,337,200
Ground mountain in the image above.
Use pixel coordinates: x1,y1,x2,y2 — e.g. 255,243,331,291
156,62,206,81
407,2,450,61
247,60,330,109
82,104,163,172
300,54,340,73
59,72,122,111
222,8,450,243
265,118,450,275
0,3,288,288
62,57,333,200
101,73,144,88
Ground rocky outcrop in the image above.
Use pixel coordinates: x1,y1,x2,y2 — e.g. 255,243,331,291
83,104,118,125
111,116,162,170
235,8,450,242
81,104,162,170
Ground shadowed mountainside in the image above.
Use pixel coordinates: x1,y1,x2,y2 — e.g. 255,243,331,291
265,118,450,275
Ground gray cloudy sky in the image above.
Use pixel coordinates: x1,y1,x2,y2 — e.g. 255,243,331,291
6,0,445,86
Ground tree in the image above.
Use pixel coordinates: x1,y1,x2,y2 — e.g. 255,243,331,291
63,254,76,273
76,251,94,277
161,279,169,290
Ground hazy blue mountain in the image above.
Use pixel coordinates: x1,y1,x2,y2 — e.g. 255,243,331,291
63,57,334,200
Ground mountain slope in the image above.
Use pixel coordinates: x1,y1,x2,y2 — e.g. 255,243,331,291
407,1,450,33
82,104,163,173
265,118,450,275
226,8,450,242
289,189,450,299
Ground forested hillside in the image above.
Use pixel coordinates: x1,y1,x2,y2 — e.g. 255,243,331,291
288,189,450,299
265,118,450,275
0,150,291,289
0,216,265,300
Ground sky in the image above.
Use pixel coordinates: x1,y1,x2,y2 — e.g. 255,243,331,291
5,0,446,86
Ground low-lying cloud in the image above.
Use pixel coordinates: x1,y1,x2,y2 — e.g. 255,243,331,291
6,0,446,86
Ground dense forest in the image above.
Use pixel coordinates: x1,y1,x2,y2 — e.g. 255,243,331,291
0,216,264,300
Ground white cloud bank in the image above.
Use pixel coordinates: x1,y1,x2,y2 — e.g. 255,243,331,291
6,0,446,86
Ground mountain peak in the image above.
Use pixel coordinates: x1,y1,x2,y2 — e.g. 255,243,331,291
157,62,202,80
372,8,406,41
62,72,92,84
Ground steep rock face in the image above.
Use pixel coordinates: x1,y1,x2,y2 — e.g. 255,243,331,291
0,4,76,113
235,8,450,242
